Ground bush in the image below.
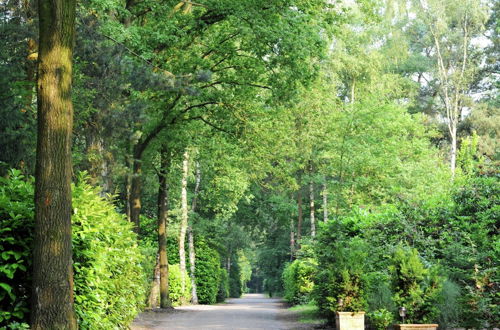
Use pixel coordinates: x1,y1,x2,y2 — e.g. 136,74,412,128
314,232,369,318
0,170,149,328
0,169,33,326
167,264,192,306
282,257,317,305
390,246,444,324
72,175,149,329
217,268,229,302
367,308,394,330
229,256,242,298
193,240,221,304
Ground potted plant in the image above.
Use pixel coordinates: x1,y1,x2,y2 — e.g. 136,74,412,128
390,247,443,330
314,237,368,330
333,266,367,330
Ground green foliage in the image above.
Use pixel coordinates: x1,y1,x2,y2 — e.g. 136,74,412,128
389,246,444,323
216,268,229,303
193,240,221,304
229,256,242,298
314,234,369,317
436,280,461,328
0,169,33,326
448,176,499,328
367,309,394,330
282,258,317,305
68,174,149,329
167,264,192,306
0,171,150,328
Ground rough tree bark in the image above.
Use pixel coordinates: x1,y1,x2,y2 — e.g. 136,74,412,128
32,0,78,328
157,147,172,308
179,150,189,296
188,161,201,304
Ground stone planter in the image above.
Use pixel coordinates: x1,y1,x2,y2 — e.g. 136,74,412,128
335,311,365,330
394,324,439,330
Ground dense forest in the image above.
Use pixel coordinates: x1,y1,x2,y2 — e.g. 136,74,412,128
0,0,498,329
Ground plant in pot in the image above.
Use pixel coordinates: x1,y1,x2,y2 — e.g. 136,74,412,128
314,236,369,330
390,246,444,330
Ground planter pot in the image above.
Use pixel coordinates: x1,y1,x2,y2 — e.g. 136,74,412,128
395,324,438,330
335,311,365,330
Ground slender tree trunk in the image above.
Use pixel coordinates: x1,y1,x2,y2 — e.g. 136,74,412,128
130,157,142,233
322,179,328,223
188,161,201,304
450,124,457,179
32,0,77,328
297,173,303,247
158,147,172,308
309,180,316,237
179,150,189,296
309,162,315,237
290,217,295,261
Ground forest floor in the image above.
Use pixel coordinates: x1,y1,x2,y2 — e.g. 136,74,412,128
131,293,331,329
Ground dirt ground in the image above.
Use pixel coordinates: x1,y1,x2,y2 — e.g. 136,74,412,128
130,293,329,330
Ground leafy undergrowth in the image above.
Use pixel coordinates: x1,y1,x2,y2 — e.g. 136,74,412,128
289,302,327,325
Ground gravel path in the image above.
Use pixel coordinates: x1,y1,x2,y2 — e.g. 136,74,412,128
130,293,321,330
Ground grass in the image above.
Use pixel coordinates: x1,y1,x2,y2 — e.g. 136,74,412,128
288,302,327,325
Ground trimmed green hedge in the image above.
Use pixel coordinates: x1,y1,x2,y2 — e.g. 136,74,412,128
0,170,149,328
193,240,221,304
282,257,317,305
167,264,192,306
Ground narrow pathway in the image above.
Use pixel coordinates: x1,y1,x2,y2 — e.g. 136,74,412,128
131,293,318,330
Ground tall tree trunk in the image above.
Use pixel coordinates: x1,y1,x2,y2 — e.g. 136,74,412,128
309,162,315,237
188,161,201,304
130,157,142,233
309,180,316,237
450,125,457,179
290,217,295,261
32,0,77,328
179,150,189,296
322,179,328,223
297,174,303,247
158,147,172,308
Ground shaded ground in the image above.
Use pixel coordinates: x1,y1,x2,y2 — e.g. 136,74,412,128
131,293,329,330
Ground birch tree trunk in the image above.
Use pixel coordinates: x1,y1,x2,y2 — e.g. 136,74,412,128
32,0,77,327
188,161,201,304
179,150,189,296
158,147,172,308
309,163,316,237
297,173,303,247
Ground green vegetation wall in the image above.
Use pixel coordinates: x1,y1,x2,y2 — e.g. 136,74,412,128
0,170,149,328
193,240,221,304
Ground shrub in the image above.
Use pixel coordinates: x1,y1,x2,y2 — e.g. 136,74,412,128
167,264,192,306
229,257,242,298
193,240,221,304
390,246,444,323
217,268,229,302
67,174,148,329
282,257,317,305
0,169,33,326
367,308,394,330
0,171,150,328
314,233,369,319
